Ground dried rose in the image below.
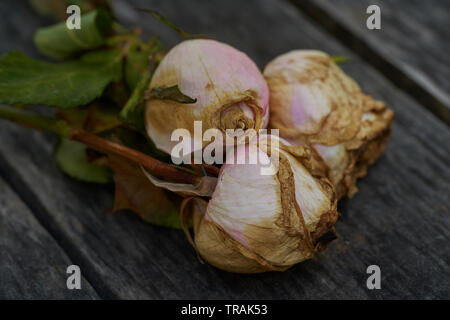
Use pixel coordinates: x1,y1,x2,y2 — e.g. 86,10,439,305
264,50,394,198
145,39,269,155
190,136,338,273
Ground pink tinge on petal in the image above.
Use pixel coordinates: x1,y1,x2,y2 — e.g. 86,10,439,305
199,40,270,118
147,39,271,154
290,85,329,133
206,142,274,249
201,211,251,247
151,40,269,111
290,86,310,128
228,227,250,247
239,102,255,119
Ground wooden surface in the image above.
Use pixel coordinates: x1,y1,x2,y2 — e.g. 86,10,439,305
0,0,449,299
293,0,450,123
0,177,98,299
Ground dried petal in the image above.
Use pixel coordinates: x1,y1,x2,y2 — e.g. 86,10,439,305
142,168,217,197
264,50,394,198
146,39,269,154
192,136,338,273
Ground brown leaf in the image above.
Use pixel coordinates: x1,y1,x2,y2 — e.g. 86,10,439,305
109,154,184,229
56,102,122,134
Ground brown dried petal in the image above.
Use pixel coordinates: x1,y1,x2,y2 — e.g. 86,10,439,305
191,138,338,273
264,50,394,198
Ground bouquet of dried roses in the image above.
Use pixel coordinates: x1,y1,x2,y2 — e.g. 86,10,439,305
0,4,393,273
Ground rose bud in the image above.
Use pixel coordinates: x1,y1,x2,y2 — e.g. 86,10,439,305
190,135,338,273
264,50,394,198
145,39,269,155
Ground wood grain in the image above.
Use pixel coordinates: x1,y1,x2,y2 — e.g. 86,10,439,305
292,0,450,123
0,0,448,299
0,177,98,299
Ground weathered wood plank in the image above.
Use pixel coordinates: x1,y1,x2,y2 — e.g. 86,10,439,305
0,0,448,299
292,0,450,123
0,177,98,299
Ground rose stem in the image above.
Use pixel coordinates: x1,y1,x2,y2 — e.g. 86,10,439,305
0,104,198,185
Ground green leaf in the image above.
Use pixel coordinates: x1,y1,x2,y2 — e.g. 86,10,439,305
146,85,197,103
30,0,111,20
34,9,113,59
138,9,208,39
0,49,122,108
125,37,164,91
125,44,152,91
121,41,164,131
55,138,113,184
119,70,153,132
330,55,349,64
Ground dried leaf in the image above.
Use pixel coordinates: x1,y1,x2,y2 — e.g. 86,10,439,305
109,155,184,229
56,102,122,134
146,85,197,104
142,168,217,197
